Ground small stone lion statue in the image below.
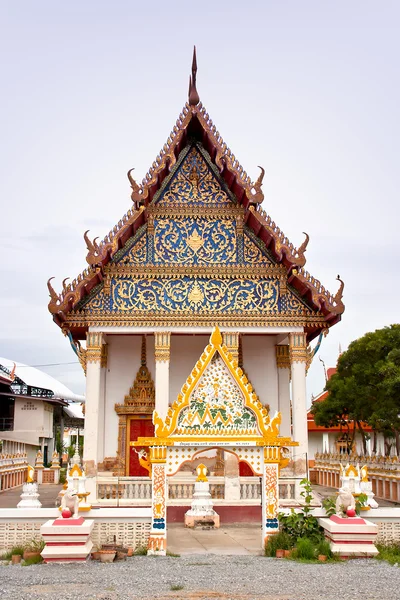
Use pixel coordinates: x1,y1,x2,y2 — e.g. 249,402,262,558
335,487,356,517
61,489,79,518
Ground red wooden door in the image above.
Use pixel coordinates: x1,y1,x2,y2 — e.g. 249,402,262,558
129,419,154,476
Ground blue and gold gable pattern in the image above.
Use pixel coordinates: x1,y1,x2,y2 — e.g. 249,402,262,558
74,143,322,326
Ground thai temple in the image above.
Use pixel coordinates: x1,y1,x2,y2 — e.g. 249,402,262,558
47,49,344,550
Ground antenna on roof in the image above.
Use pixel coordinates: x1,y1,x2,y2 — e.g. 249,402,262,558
188,46,200,106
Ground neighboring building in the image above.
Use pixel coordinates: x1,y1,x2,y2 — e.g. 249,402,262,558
0,358,84,465
307,367,386,463
47,50,344,503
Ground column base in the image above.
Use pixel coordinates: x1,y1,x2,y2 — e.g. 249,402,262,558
147,532,167,556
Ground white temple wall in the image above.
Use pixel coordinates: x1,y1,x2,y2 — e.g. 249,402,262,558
169,335,209,405
241,335,279,413
103,334,156,459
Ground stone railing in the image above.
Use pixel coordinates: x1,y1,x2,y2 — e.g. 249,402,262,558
313,452,400,503
0,454,28,492
97,476,297,506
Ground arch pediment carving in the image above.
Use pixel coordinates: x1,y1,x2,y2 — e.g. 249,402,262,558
149,326,293,447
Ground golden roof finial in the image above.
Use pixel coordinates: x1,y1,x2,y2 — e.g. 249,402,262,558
141,335,147,366
188,46,200,106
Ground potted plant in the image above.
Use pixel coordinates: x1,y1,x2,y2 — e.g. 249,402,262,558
23,539,45,561
11,546,24,564
98,549,116,563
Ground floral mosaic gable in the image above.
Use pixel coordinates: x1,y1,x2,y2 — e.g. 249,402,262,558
78,143,314,319
175,354,259,435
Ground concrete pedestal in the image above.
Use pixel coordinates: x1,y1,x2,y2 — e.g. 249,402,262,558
17,482,42,508
185,481,220,529
41,517,94,563
318,515,378,558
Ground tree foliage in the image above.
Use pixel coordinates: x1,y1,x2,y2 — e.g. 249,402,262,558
311,325,400,454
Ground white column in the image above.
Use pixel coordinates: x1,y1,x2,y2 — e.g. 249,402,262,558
289,332,308,483
154,332,171,419
276,344,291,438
97,342,108,464
83,331,105,503
322,432,330,453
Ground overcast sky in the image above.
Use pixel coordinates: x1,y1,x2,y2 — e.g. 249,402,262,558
0,1,399,403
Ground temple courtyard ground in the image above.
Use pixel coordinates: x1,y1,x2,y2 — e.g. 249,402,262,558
0,555,399,600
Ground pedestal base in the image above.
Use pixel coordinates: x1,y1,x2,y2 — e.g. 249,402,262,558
41,518,94,563
184,513,220,528
318,515,378,558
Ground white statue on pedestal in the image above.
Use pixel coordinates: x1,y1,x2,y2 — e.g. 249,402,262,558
360,466,378,509
17,465,42,509
61,489,79,518
184,464,220,528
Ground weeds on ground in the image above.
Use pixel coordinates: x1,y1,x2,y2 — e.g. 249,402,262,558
133,545,148,555
376,543,400,565
166,550,180,557
170,584,184,591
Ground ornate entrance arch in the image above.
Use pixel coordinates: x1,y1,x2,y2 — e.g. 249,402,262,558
133,326,297,554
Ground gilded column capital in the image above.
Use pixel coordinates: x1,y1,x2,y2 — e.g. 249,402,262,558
86,332,106,364
154,331,171,362
222,331,239,362
289,332,307,364
276,345,290,369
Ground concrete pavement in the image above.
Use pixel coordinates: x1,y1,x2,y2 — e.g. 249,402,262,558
0,484,62,508
167,524,263,555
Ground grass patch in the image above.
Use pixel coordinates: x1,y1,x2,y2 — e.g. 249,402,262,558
133,545,148,555
170,584,184,591
166,550,180,557
23,555,43,566
292,538,315,561
376,543,400,565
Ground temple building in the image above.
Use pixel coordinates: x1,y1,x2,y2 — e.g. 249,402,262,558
47,49,344,507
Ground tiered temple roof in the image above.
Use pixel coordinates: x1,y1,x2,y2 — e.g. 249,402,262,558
48,48,344,342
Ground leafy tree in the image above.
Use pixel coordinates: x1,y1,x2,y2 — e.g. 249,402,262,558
311,325,400,455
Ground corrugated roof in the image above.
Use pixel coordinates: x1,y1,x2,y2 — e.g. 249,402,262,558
0,357,85,403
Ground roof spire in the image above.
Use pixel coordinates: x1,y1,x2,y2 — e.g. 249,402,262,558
188,46,200,106
141,335,147,366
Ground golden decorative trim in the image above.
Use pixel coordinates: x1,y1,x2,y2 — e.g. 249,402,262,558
147,205,244,218
276,345,290,369
154,331,171,362
289,332,307,363
100,344,108,369
222,331,239,362
106,264,286,278
66,313,327,329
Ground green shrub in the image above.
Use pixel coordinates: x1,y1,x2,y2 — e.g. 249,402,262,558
23,555,43,566
10,546,24,556
279,479,324,546
292,538,316,560
316,538,332,558
265,532,292,557
322,497,336,517
133,545,148,555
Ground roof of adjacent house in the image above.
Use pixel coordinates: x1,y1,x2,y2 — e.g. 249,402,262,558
0,357,85,403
